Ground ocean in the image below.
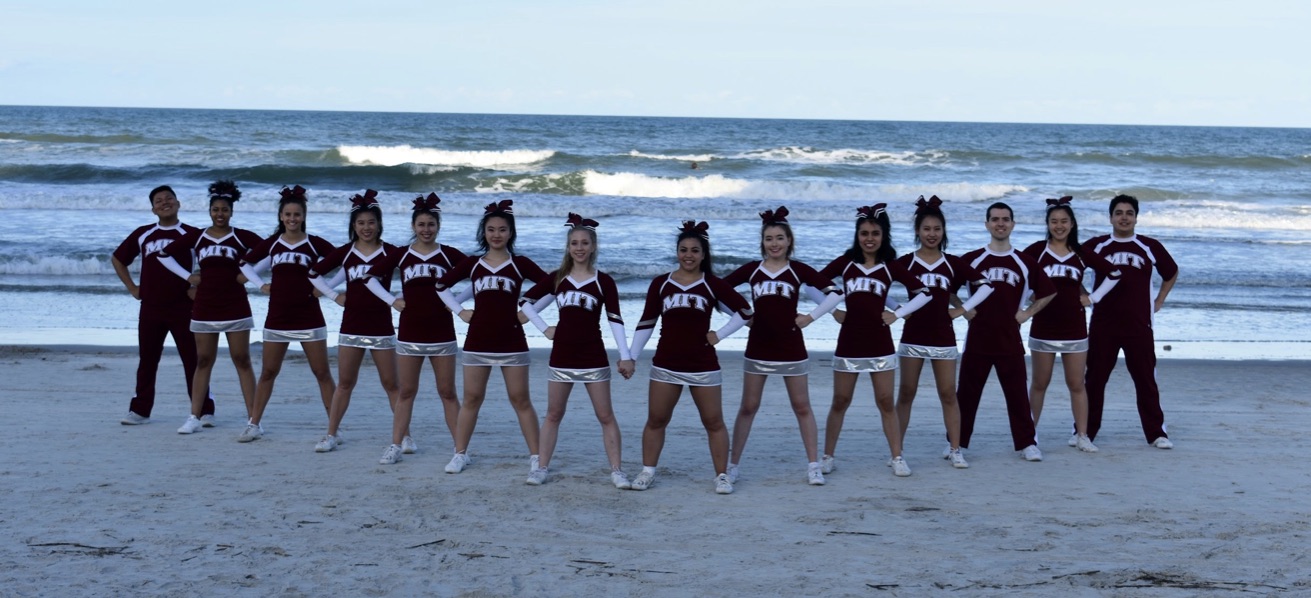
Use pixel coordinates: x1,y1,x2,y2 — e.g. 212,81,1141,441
1,105,1308,359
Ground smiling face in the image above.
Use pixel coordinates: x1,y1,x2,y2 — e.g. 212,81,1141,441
916,215,944,250
986,206,1014,242
1111,201,1137,237
209,199,232,228
857,220,883,257
677,237,704,273
483,215,510,251
280,202,305,234
1047,209,1071,243
761,224,792,260
568,228,595,266
151,189,179,222
353,211,379,243
413,212,438,244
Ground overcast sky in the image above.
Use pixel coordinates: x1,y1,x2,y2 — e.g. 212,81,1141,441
2,0,1307,127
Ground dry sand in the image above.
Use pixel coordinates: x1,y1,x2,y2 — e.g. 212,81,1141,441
1,345,1308,596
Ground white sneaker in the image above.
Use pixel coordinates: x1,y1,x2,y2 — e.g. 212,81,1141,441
444,452,470,474
379,444,403,464
890,456,912,477
942,444,954,459
948,448,970,469
177,416,203,434
714,473,734,495
314,435,338,453
631,469,655,491
526,467,547,486
199,414,216,428
1021,445,1043,462
611,471,632,490
1068,434,1078,447
807,463,825,486
726,463,740,484
820,454,835,474
121,411,150,425
236,422,263,443
400,435,417,454
1076,435,1099,453
334,429,345,445
529,454,540,472
1152,437,1174,450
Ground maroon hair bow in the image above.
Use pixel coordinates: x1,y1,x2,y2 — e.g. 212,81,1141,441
349,189,379,212
856,203,887,220
679,220,710,240
1046,196,1073,207
483,199,514,215
914,195,943,214
280,185,307,201
564,212,599,230
413,192,441,213
758,206,789,225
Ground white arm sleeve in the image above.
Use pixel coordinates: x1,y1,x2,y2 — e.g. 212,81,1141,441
309,275,340,301
519,297,551,333
960,284,995,312
364,277,397,305
239,262,267,288
892,291,932,318
158,255,191,281
610,321,633,361
807,290,844,320
437,288,467,314
628,328,654,363
1089,276,1119,304
714,312,748,340
884,295,901,311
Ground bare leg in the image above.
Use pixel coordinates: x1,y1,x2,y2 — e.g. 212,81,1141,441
930,358,962,450
301,340,336,417
431,355,460,446
250,340,288,425
1029,351,1056,427
225,330,257,418
870,370,901,457
896,356,926,439
783,374,819,462
326,346,365,436
641,381,682,466
539,381,573,468
452,365,493,453
825,371,859,457
583,380,624,471
1062,351,1091,437
394,354,423,445
689,385,729,475
189,332,219,417
730,372,766,466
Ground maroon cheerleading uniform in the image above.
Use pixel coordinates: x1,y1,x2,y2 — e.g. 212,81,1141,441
955,248,1055,451
895,253,989,349
723,260,840,363
373,244,466,344
522,271,626,369
1082,234,1179,443
1021,241,1121,344
437,255,549,354
312,243,400,337
635,273,753,374
164,228,263,322
243,235,336,332
113,222,212,417
818,257,924,359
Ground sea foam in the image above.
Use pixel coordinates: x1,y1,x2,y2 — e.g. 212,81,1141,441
338,145,555,168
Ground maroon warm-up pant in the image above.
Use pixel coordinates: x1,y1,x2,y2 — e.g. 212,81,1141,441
1083,327,1166,443
128,303,214,417
957,352,1037,451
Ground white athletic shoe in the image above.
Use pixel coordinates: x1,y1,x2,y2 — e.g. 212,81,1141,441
529,454,540,472
1021,445,1043,462
807,463,826,486
526,467,547,486
1076,435,1099,453
726,463,740,484
948,448,970,469
379,444,403,464
611,471,632,490
1152,437,1174,450
177,416,203,434
714,473,734,495
121,411,150,425
820,454,835,474
943,444,954,459
891,456,912,477
631,470,655,491
334,429,345,445
400,436,417,454
199,414,217,428
314,435,338,453
1068,434,1079,447
236,422,263,443
444,453,470,474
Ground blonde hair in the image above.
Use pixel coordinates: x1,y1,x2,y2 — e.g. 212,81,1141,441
555,227,598,288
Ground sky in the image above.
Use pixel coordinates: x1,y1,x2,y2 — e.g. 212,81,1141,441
1,0,1308,127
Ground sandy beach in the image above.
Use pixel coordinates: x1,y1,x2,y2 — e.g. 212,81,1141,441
1,345,1307,596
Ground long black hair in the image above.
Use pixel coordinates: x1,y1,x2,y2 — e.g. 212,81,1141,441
677,220,713,274
1044,196,1080,248
844,204,897,264
274,185,308,236
913,195,948,250
476,199,517,254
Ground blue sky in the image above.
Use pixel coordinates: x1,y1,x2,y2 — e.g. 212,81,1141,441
2,0,1307,127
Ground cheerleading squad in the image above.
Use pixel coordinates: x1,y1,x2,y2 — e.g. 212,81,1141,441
112,181,1179,495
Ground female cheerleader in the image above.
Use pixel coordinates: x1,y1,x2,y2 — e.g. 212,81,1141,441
308,190,403,453
892,196,993,469
628,221,753,494
235,185,337,442
364,194,467,464
721,206,843,486
1021,196,1120,453
817,204,931,477
435,200,550,475
519,213,635,488
161,180,264,434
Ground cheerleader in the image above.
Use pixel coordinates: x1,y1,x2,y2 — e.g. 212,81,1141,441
721,206,843,486
628,221,753,494
233,186,337,442
816,204,931,477
160,180,264,434
307,190,402,453
1022,197,1120,453
892,196,993,468
364,194,467,465
519,213,635,488
435,200,550,474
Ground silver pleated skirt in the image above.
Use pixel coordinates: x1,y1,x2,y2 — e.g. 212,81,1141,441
549,366,611,383
897,343,960,360
397,340,458,357
649,366,722,387
463,351,530,367
1029,337,1089,353
744,358,809,377
263,327,328,343
338,334,396,350
190,317,254,333
833,354,898,373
